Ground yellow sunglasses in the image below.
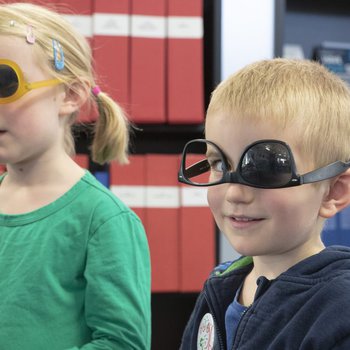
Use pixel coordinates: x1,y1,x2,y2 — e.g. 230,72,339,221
0,59,62,104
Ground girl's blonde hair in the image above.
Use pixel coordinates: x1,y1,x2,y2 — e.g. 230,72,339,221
207,58,350,168
0,2,129,164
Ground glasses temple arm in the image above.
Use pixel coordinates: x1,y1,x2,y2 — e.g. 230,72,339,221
301,161,350,184
26,79,61,90
183,159,210,179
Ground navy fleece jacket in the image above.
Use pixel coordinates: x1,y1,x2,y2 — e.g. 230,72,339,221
180,246,350,350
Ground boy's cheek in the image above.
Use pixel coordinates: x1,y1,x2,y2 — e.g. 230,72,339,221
207,188,224,224
207,187,219,210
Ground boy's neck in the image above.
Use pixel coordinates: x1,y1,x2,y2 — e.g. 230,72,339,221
251,242,325,280
239,242,325,307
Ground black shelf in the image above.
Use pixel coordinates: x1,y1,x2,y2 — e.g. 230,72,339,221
130,123,205,154
287,0,350,16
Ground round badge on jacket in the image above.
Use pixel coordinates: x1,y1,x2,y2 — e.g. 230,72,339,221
197,313,215,350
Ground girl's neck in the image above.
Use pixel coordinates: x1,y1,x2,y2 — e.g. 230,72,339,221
0,154,85,215
5,153,84,187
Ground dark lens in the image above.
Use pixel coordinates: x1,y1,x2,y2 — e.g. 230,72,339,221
183,141,224,185
240,142,292,187
0,64,19,98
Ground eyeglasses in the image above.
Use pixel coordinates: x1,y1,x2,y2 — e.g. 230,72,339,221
0,59,61,104
178,139,350,189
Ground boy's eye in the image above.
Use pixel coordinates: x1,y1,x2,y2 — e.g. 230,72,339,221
208,158,224,172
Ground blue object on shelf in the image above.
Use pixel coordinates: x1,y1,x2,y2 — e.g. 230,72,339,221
322,207,350,247
94,171,110,188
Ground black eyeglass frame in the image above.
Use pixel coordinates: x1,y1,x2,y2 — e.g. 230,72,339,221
178,139,350,189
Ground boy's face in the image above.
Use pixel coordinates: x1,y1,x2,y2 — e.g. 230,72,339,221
205,112,328,261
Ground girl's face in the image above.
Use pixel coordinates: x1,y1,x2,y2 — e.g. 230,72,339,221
0,35,66,167
205,112,328,264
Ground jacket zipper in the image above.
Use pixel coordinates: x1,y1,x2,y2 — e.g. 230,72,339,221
231,305,251,350
204,291,226,350
231,277,273,350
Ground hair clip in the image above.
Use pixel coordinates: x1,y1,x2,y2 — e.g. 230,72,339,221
9,20,16,27
52,39,65,71
26,25,35,44
92,85,102,97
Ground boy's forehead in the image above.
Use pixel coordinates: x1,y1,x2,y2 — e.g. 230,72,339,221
205,112,295,150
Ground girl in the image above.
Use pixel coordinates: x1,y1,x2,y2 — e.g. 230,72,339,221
0,2,150,349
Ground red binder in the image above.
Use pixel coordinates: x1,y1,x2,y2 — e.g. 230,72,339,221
146,154,180,292
110,155,147,223
130,0,167,123
93,0,131,110
167,0,204,124
73,154,89,169
179,153,215,292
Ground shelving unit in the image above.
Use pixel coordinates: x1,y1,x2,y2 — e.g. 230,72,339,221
284,0,350,59
73,1,221,349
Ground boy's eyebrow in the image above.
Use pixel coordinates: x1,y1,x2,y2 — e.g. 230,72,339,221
206,143,237,170
206,148,219,157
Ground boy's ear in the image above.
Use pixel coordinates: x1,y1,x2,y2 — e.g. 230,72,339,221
59,80,90,116
319,169,350,219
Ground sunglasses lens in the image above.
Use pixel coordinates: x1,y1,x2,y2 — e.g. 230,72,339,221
241,142,293,187
0,64,19,98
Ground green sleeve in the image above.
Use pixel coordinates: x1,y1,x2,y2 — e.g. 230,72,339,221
77,211,151,349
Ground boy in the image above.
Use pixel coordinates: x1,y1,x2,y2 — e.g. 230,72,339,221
178,58,350,349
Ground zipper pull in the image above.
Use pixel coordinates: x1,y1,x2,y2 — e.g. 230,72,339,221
254,276,271,300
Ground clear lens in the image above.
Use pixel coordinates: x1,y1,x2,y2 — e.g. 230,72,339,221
0,64,19,98
240,142,292,187
183,140,225,185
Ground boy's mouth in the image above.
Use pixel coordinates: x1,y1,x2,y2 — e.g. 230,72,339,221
229,215,264,227
233,217,256,222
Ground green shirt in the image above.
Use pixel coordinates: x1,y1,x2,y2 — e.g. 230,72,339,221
0,171,151,349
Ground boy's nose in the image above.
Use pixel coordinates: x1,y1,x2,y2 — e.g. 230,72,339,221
224,182,255,204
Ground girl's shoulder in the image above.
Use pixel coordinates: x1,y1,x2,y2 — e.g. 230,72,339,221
79,171,141,221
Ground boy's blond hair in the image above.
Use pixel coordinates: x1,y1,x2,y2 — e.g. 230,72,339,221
207,58,350,168
0,2,129,164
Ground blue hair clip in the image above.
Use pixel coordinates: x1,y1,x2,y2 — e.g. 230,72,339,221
52,39,65,71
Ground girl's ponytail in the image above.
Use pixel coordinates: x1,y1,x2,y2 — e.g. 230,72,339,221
91,90,130,165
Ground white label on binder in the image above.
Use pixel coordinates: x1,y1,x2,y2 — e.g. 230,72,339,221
93,14,130,36
62,14,93,38
146,186,180,208
111,185,146,207
131,15,166,38
168,16,203,39
181,187,208,207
